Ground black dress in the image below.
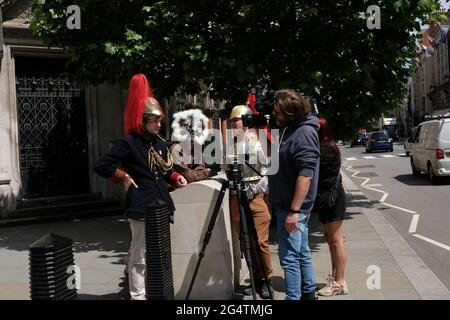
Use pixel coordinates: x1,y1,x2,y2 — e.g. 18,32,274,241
314,143,346,224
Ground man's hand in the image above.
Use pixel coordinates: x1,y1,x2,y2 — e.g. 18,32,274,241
285,213,299,233
175,175,188,188
123,174,138,192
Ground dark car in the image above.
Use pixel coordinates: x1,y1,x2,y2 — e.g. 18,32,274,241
365,131,393,153
382,125,399,141
350,132,366,147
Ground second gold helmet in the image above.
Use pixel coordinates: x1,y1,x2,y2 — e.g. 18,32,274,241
230,105,252,120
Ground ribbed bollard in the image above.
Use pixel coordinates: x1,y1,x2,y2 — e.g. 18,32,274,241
145,200,174,300
29,233,77,300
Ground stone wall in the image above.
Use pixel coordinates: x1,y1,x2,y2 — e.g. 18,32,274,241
85,83,127,202
0,45,19,217
170,178,248,299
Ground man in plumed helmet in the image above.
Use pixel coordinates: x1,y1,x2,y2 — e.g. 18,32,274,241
94,74,187,300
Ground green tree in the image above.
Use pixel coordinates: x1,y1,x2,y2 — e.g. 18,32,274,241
30,0,441,138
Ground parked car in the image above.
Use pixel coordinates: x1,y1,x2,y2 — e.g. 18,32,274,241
410,117,450,183
365,131,393,153
403,126,418,156
351,132,367,147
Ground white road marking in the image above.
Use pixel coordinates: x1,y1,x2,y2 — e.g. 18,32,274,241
365,183,382,187
380,193,389,202
380,202,417,214
345,157,357,161
412,234,450,251
343,162,450,252
363,156,376,159
409,214,420,233
362,182,387,196
381,155,396,158
345,166,371,186
360,178,370,186
365,187,387,196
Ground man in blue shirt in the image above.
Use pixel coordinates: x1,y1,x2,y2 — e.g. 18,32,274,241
268,89,320,300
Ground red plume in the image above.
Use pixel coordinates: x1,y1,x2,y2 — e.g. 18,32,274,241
246,92,258,114
124,74,155,135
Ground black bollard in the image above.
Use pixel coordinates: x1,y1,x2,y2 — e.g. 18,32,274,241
29,233,77,300
145,200,174,300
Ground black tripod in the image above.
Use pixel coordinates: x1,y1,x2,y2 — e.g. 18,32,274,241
185,160,273,300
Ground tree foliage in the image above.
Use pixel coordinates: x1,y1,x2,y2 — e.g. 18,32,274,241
30,0,441,138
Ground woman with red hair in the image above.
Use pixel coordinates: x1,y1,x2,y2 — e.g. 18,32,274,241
94,74,187,300
314,117,348,297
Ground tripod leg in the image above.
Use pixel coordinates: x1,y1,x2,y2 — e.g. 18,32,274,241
236,189,258,300
185,179,229,300
239,191,274,300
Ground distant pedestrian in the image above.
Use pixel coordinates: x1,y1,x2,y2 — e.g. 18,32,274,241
268,89,320,300
314,117,348,296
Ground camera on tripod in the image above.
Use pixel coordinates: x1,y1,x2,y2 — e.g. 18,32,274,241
243,85,320,128
242,114,275,128
243,85,277,128
223,154,246,184
186,153,273,300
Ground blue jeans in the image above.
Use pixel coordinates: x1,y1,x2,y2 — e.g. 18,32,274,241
276,209,316,300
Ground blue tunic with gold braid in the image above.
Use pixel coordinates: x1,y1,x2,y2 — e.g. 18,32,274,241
94,133,178,221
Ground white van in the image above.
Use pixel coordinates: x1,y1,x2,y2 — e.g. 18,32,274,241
410,117,450,183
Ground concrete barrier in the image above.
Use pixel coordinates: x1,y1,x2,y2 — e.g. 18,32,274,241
170,177,247,299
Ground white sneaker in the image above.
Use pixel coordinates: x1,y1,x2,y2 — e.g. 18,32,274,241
318,276,348,297
341,280,349,295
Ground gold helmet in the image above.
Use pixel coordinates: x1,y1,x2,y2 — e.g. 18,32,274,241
230,105,252,120
143,97,163,120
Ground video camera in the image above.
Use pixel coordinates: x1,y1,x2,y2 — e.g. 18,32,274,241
242,113,276,128
241,85,320,127
242,85,277,128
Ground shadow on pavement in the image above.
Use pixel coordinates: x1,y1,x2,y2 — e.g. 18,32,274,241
394,174,450,186
309,195,360,253
0,216,130,261
346,194,376,209
267,195,361,254
78,276,130,300
271,275,285,292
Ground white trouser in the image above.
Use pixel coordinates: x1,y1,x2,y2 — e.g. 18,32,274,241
128,218,146,300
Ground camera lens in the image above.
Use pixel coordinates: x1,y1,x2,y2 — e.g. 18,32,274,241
242,114,268,127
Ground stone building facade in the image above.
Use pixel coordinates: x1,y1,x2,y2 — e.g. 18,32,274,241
408,10,450,133
0,0,128,218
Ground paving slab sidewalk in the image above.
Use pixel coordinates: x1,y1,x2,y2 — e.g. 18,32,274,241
0,216,130,300
2,170,449,300
245,170,450,300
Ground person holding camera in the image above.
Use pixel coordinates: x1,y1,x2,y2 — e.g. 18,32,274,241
268,89,320,300
228,104,274,299
93,74,187,300
313,117,348,297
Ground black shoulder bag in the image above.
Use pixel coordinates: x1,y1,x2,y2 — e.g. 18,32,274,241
314,174,341,211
